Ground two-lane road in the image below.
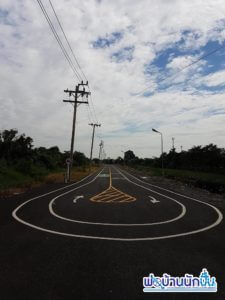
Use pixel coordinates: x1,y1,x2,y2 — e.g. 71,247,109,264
0,165,224,299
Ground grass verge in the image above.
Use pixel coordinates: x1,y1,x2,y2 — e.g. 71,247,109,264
0,165,100,197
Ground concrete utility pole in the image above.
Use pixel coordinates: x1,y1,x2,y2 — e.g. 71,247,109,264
63,81,90,182
89,123,101,162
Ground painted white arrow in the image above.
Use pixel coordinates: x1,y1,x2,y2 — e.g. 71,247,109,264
73,195,84,203
148,196,160,203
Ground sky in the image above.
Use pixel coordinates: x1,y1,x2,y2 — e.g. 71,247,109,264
1,0,225,159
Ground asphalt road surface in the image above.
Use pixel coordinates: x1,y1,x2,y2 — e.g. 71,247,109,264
0,165,224,299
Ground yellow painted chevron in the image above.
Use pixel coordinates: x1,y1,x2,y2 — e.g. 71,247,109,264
90,168,136,203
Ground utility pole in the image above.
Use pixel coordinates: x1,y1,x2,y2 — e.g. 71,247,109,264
89,123,101,163
63,81,90,182
99,140,103,161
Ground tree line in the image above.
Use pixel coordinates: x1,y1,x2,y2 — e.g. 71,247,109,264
1,129,224,177
0,129,89,179
112,145,225,175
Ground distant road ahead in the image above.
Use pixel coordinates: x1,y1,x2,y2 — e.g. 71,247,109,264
0,166,224,299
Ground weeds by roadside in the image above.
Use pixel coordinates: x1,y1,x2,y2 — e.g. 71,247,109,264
125,165,225,194
0,165,100,197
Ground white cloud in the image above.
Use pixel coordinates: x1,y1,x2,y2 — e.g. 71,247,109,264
199,69,225,86
1,0,225,159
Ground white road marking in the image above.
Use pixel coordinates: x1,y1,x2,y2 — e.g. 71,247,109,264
48,169,186,225
149,196,160,203
10,168,102,208
120,167,223,209
73,195,84,203
11,166,223,241
13,166,185,230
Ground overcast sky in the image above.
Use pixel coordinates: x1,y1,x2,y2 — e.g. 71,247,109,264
1,0,225,159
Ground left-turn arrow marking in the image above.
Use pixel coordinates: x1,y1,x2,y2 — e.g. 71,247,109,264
73,195,84,203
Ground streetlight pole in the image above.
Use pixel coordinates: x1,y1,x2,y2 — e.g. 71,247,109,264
152,128,164,176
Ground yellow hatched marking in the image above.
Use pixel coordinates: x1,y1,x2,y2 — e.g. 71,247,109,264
90,168,136,204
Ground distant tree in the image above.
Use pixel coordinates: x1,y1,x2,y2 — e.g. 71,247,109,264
73,151,88,166
103,158,114,164
124,150,136,162
92,158,100,165
115,156,123,164
0,129,33,162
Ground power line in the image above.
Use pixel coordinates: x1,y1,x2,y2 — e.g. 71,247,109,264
85,103,93,123
136,42,225,96
37,0,101,136
48,0,88,82
36,0,81,81
48,0,100,126
87,85,99,123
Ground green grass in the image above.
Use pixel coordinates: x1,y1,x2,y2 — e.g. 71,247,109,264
129,165,225,193
0,168,34,189
0,165,54,190
0,164,98,193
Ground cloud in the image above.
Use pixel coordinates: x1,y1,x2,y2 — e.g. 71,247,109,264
1,0,225,159
111,46,134,62
199,69,225,86
92,31,123,48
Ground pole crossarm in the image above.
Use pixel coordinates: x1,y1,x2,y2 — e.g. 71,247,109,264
63,100,88,104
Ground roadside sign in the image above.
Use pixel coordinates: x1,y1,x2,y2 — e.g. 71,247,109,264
66,158,71,164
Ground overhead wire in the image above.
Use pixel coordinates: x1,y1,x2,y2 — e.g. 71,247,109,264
37,0,101,135
47,0,101,129
87,84,99,123
85,103,93,123
48,0,88,82
135,42,225,96
36,0,82,81
89,95,99,123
